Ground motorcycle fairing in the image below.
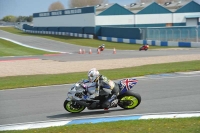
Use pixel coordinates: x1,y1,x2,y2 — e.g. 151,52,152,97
119,78,138,94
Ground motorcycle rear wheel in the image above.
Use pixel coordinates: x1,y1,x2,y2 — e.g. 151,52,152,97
118,91,141,109
63,100,86,113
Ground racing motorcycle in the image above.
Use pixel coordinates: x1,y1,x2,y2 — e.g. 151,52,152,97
63,78,141,113
97,44,105,52
139,44,149,51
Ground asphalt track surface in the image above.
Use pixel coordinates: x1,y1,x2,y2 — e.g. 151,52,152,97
0,73,200,125
0,30,200,125
1,30,200,62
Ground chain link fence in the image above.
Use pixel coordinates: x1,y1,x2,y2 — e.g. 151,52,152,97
141,26,200,42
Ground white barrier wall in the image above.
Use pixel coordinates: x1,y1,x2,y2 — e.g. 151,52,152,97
173,12,200,23
96,15,134,25
33,7,95,27
135,14,172,24
34,14,95,27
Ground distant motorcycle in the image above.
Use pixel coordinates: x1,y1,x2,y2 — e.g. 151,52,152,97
97,44,105,51
139,44,149,51
63,78,141,113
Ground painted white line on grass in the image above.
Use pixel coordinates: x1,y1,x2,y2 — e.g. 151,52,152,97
0,111,200,131
175,71,200,74
0,120,70,131
139,74,200,80
0,37,71,54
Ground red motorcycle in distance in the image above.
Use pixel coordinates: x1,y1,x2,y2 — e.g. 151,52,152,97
97,44,105,51
139,44,149,51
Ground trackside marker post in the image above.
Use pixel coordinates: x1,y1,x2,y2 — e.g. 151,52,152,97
82,49,85,54
89,49,92,54
79,49,82,54
113,48,116,54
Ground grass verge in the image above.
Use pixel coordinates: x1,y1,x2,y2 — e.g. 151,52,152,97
0,38,55,56
0,60,200,90
1,117,200,133
0,27,177,50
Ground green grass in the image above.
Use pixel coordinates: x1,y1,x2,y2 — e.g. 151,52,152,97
0,60,200,90
0,38,55,56
0,28,199,133
0,27,177,50
1,117,200,133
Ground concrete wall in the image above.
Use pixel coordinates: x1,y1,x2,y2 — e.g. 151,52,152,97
33,7,95,27
33,13,95,27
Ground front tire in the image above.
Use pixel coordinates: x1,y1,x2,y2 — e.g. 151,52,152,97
117,91,141,109
63,100,86,113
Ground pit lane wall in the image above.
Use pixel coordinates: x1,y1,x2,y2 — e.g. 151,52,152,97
15,26,94,39
25,30,94,39
98,36,200,48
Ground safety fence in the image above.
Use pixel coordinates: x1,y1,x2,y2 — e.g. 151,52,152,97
141,26,200,42
98,36,200,48
15,26,94,39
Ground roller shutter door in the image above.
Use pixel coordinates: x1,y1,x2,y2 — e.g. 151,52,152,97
186,18,198,26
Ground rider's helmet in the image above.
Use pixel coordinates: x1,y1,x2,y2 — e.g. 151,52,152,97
88,68,100,82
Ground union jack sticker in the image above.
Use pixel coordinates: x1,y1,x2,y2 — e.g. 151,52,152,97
120,78,138,91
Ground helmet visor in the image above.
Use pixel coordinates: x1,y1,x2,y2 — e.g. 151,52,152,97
88,73,94,82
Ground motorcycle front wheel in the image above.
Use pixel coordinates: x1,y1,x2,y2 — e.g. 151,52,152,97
63,100,86,113
117,91,141,109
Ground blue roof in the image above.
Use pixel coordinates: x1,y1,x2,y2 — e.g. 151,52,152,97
175,1,200,13
98,3,134,16
137,2,171,14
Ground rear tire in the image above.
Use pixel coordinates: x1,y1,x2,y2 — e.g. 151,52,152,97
117,91,141,109
63,100,86,113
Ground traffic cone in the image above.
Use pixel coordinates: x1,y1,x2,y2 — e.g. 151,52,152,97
97,49,100,54
79,49,82,54
89,49,92,54
82,49,85,54
113,48,116,54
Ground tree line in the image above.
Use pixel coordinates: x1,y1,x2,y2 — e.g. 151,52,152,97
2,15,33,22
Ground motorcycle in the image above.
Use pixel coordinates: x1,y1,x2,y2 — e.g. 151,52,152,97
139,44,149,51
63,78,141,113
97,45,105,52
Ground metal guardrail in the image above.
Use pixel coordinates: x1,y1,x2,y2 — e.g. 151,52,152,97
141,26,200,42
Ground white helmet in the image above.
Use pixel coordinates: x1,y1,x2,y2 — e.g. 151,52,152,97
88,68,100,82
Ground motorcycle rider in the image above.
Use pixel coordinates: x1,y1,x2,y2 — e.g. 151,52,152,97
87,68,120,109
144,44,149,48
99,44,105,49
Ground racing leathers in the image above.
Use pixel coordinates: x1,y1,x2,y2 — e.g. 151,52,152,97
93,75,120,109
